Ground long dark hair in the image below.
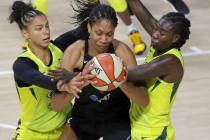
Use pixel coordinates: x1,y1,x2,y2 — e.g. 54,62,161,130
161,12,191,49
9,0,44,30
72,0,118,40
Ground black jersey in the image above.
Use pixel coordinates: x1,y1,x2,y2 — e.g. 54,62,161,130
69,40,130,138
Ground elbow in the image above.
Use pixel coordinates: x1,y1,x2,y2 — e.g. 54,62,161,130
128,0,136,3
140,97,149,108
138,88,150,108
137,98,149,108
50,92,73,112
51,103,65,112
51,97,66,112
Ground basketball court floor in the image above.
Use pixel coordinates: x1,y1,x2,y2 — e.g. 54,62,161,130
0,0,210,139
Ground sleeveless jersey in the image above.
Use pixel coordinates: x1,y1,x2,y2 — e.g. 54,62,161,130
130,47,184,137
71,40,130,124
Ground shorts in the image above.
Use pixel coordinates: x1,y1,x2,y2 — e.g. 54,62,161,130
107,0,128,12
12,125,63,140
34,0,48,14
131,123,175,140
68,117,131,140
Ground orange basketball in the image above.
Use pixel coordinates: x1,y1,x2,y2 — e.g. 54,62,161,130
90,53,127,92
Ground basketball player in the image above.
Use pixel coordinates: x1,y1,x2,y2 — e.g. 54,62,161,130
50,1,149,140
122,0,191,139
9,1,84,139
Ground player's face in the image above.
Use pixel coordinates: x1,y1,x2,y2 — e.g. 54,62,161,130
151,19,179,52
23,15,50,48
88,19,115,53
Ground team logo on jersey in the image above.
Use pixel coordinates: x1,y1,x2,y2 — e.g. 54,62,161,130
89,93,111,103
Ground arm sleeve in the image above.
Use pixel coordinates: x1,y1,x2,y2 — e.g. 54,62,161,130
13,57,57,90
53,29,79,51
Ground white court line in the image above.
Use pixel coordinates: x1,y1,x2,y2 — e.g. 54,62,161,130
0,70,13,75
190,46,203,53
0,123,16,129
136,50,210,61
1,50,210,76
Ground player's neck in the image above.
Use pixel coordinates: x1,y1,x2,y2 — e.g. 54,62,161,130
28,43,50,65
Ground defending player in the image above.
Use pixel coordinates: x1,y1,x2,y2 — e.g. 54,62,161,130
123,0,191,139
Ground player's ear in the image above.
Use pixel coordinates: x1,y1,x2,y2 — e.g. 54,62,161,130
87,23,91,34
22,29,30,40
172,34,180,43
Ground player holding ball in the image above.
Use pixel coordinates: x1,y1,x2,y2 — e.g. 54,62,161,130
49,0,148,140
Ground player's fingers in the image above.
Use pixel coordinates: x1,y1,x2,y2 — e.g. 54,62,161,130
87,80,97,85
68,89,80,99
68,87,81,98
83,74,95,80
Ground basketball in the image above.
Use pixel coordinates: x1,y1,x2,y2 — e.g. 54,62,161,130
90,53,127,92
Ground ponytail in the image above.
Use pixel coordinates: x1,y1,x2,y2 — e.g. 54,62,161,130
9,0,44,30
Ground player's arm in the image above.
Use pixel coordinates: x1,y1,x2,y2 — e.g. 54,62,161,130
115,40,149,108
50,73,85,112
51,40,85,111
127,0,158,36
127,54,183,83
61,40,84,71
50,91,73,112
13,58,58,90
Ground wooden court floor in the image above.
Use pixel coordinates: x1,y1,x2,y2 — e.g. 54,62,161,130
0,0,210,139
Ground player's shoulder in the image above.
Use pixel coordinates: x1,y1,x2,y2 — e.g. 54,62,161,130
112,39,131,50
72,39,85,47
112,39,133,54
66,39,85,51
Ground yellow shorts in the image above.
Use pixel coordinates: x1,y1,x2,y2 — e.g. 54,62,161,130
107,0,128,12
131,123,175,140
13,126,63,140
33,0,48,14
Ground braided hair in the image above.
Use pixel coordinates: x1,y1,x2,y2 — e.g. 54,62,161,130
72,0,118,40
9,0,44,30
161,12,191,49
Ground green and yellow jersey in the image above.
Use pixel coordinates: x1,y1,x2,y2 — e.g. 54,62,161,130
16,42,70,133
130,47,184,140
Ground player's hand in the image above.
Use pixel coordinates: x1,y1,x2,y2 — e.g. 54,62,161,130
119,58,128,82
57,73,84,99
82,60,97,87
48,68,77,83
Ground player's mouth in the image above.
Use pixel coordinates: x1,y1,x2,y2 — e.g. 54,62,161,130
43,37,50,43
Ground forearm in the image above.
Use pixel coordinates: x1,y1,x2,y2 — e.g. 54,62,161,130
51,92,74,112
127,0,158,35
15,69,58,90
13,58,58,90
120,82,149,108
127,56,172,82
127,64,152,82
53,29,79,51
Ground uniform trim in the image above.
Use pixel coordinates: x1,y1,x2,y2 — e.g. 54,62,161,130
156,126,167,140
29,88,37,100
15,85,21,101
151,80,161,92
170,81,180,102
